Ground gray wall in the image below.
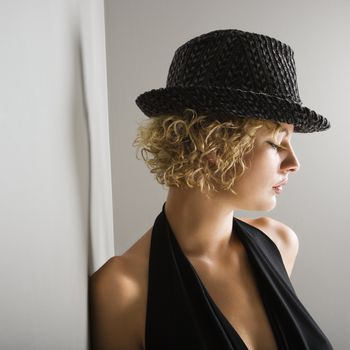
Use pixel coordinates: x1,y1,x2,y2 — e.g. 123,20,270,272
105,0,349,348
0,0,114,348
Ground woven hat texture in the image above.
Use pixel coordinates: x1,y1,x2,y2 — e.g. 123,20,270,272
135,29,330,133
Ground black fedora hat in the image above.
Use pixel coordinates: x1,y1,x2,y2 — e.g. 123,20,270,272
135,29,330,133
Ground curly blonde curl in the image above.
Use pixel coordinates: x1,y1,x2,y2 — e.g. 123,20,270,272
132,109,285,199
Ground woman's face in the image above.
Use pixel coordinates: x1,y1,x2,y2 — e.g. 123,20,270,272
231,122,300,211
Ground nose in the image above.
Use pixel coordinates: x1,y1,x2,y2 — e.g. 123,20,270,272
281,146,300,173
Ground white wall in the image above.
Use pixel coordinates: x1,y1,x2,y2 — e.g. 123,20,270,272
0,0,114,348
105,0,350,348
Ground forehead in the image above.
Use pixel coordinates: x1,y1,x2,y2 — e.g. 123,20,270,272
256,122,294,138
279,122,294,135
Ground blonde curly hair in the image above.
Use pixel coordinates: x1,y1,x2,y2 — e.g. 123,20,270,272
132,109,285,199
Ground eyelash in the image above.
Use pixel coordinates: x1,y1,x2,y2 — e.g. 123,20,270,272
268,142,287,151
268,142,282,150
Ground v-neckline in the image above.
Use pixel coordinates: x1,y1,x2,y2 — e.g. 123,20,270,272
146,204,334,350
164,209,252,349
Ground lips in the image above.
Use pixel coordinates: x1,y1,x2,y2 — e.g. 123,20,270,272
273,178,288,188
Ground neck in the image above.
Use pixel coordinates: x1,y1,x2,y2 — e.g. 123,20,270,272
164,186,239,259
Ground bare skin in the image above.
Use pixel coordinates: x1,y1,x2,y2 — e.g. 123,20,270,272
89,122,300,350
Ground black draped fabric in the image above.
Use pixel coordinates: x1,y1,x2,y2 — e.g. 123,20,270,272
145,203,333,349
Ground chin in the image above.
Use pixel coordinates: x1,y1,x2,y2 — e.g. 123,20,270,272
240,199,276,212
255,197,277,212
265,199,277,211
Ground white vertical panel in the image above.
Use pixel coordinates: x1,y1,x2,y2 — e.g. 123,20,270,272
79,0,115,275
0,0,113,348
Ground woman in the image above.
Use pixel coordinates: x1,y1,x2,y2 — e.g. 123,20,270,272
89,29,334,350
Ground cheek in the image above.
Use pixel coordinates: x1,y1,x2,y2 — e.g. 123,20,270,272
256,147,280,164
239,146,279,182
248,151,279,180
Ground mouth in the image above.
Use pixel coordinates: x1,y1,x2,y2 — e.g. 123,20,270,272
272,179,288,194
274,178,288,187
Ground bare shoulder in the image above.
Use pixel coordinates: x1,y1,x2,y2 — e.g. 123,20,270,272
89,228,152,350
89,255,146,350
237,216,299,277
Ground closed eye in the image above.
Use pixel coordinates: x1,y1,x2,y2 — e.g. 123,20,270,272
268,141,288,151
268,141,281,150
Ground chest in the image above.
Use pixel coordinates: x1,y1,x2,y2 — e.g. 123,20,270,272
139,246,279,350
190,255,279,350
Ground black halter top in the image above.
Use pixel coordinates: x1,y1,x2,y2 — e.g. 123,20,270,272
145,202,333,349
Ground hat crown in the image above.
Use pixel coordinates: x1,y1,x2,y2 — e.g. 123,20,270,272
135,28,330,133
166,29,301,104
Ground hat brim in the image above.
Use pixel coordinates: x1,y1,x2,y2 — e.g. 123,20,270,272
135,86,330,133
